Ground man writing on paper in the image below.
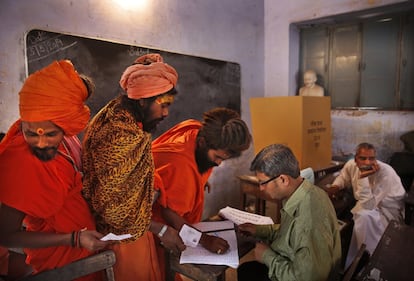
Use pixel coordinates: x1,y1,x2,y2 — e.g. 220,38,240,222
151,107,252,280
238,144,341,281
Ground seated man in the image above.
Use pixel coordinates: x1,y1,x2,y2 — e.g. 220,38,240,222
237,144,341,281
328,142,406,268
151,107,252,279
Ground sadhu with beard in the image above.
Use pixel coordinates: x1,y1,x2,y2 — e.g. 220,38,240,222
0,60,110,281
81,53,185,281
151,107,252,280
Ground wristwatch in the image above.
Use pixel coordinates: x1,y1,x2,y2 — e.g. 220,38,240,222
158,224,168,238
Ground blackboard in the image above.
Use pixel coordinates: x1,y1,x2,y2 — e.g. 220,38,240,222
26,29,241,138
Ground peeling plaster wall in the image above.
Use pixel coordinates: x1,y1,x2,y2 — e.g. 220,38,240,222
332,110,414,161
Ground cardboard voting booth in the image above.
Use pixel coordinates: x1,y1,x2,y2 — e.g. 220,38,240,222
250,96,332,170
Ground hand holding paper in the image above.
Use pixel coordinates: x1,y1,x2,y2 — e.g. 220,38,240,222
179,224,202,247
218,206,274,225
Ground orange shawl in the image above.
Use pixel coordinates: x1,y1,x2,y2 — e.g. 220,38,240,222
151,119,212,224
0,121,97,279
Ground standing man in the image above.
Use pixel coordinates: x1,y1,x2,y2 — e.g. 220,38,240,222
151,107,252,279
0,60,109,281
328,142,406,268
237,144,341,281
82,53,185,281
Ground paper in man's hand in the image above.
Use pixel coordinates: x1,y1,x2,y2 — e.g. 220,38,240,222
179,224,202,247
100,233,133,241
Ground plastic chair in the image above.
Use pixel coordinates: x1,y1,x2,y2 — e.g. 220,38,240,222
19,250,116,281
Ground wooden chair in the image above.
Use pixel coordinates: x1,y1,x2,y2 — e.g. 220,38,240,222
341,243,369,281
19,250,116,281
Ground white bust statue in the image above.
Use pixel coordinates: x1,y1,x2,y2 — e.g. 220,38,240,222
299,70,324,97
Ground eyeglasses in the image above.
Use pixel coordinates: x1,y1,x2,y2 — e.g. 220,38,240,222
259,175,281,186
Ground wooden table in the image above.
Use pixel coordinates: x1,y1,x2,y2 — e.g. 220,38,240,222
166,234,255,281
356,220,414,281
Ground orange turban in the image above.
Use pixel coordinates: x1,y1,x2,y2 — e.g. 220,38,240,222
119,53,178,99
19,60,90,136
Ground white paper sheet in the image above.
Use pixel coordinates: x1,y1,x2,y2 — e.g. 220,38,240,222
179,221,239,268
218,206,274,225
179,224,202,247
100,233,133,241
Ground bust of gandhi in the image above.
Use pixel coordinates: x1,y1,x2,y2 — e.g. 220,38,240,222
299,70,324,97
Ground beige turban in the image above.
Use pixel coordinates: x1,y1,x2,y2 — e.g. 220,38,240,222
19,60,90,136
119,53,178,99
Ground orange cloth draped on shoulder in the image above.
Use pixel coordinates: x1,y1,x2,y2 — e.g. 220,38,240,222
0,246,9,276
0,121,100,281
151,120,213,281
152,119,212,222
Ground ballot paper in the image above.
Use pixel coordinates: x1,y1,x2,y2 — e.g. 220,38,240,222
218,206,274,225
100,233,133,241
179,220,239,268
179,224,202,247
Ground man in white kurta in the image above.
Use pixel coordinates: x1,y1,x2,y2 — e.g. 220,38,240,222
329,143,406,269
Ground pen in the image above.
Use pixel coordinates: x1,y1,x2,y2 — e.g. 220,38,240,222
202,228,235,234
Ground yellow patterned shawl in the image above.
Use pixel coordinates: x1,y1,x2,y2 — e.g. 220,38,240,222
82,96,153,241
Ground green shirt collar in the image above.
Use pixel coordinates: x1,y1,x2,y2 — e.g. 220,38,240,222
282,179,311,217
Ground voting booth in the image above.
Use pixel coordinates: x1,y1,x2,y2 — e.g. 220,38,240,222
250,96,332,170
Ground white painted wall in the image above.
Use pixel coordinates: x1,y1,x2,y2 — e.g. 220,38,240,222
0,0,412,218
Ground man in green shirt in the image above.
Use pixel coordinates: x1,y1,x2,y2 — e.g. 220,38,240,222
238,144,341,281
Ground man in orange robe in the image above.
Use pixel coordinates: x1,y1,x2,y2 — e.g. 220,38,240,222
0,60,109,281
151,107,252,279
82,53,185,281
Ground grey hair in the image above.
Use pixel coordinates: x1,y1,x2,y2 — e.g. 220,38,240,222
250,144,300,178
356,142,376,154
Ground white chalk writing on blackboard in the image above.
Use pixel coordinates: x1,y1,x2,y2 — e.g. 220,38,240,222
27,30,77,62
127,46,150,57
